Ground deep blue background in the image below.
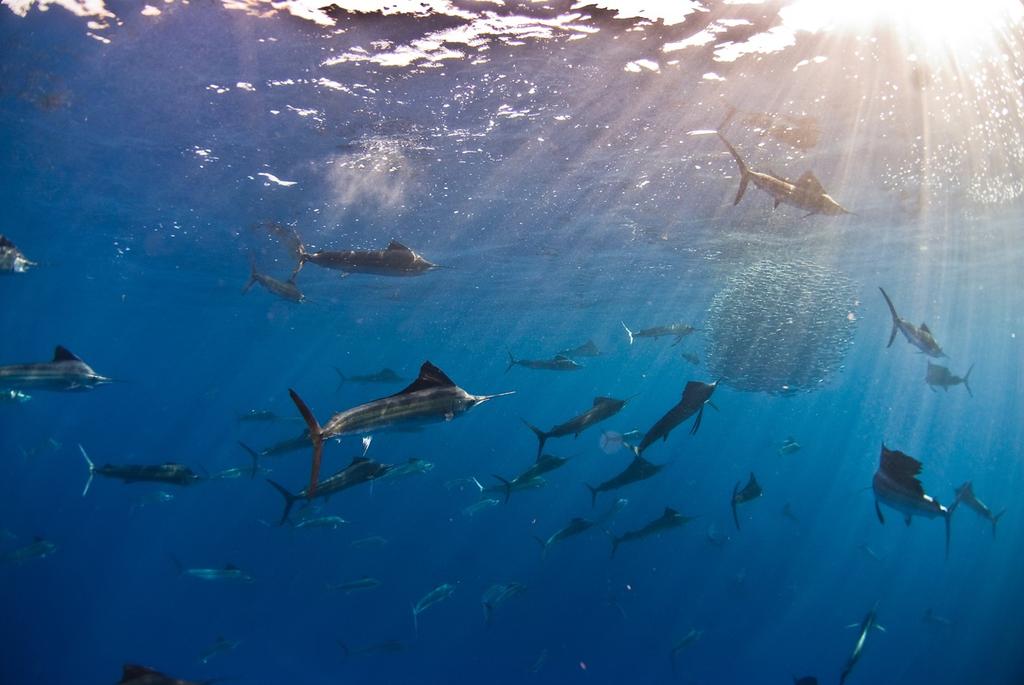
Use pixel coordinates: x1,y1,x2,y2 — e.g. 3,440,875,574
1,2,1022,684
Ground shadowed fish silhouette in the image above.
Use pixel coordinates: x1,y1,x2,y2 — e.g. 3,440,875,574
872,444,952,558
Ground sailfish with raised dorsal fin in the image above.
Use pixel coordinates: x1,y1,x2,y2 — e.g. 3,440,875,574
0,346,113,392
289,361,512,495
716,132,851,216
872,444,953,558
878,288,945,357
731,472,763,530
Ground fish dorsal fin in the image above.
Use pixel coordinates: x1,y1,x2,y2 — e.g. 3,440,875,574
395,361,456,395
593,396,616,406
879,445,925,495
53,346,82,363
554,355,572,362
681,380,709,398
350,456,371,465
387,240,413,253
920,323,931,334
121,665,160,681
664,507,679,516
225,563,239,570
796,170,825,193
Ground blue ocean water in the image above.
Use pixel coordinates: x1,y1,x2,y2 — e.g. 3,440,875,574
2,2,1023,684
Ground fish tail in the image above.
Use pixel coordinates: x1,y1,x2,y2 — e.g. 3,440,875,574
521,418,547,459
963,363,974,397
242,257,258,294
731,481,741,531
878,287,900,348
492,475,513,504
717,104,737,134
610,537,620,559
288,388,324,497
621,321,634,345
333,367,346,392
531,535,548,560
505,350,516,373
992,510,1005,539
716,132,749,205
78,444,95,497
337,640,349,658
586,483,598,508
266,479,299,525
412,604,419,639
238,442,259,480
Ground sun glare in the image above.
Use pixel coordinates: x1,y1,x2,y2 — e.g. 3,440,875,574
782,0,1024,67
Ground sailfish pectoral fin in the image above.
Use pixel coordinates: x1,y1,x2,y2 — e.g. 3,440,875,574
875,500,885,524
689,405,704,435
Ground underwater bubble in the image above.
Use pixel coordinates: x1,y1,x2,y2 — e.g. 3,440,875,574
705,258,857,394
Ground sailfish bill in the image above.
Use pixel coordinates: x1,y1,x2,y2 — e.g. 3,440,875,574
289,361,513,495
872,444,952,558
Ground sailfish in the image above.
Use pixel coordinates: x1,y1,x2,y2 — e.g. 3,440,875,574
872,444,953,558
290,361,512,495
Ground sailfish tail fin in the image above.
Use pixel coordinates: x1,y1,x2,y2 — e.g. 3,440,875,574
238,442,259,479
242,258,258,294
963,363,974,397
878,288,900,348
78,444,95,497
266,479,300,525
288,388,324,496
992,510,1005,539
521,418,548,459
716,133,750,205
